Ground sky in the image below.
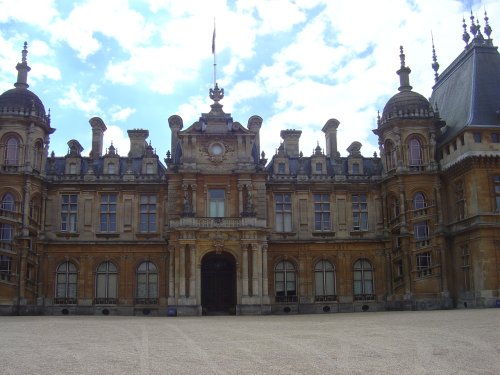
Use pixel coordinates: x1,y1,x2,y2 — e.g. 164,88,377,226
0,0,498,160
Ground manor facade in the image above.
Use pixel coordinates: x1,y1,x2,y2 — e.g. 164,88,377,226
0,20,499,315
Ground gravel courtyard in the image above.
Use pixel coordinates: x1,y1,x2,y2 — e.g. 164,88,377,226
0,309,498,374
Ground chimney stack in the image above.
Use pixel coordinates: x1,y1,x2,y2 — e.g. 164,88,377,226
89,117,107,158
322,119,340,157
127,129,149,157
280,129,302,157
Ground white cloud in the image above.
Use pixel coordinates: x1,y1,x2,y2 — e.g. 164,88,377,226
110,106,136,122
103,124,130,156
58,85,101,115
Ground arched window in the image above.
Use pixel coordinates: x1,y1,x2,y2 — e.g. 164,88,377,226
95,261,118,304
314,260,336,301
136,261,158,303
413,192,426,210
55,261,77,304
409,137,423,166
33,140,43,171
353,259,374,300
385,140,397,171
5,136,20,165
275,260,297,302
389,196,400,220
1,193,15,212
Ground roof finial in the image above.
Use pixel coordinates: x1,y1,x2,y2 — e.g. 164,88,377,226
470,11,478,37
397,46,412,92
399,45,406,68
14,41,31,89
431,32,440,82
22,42,28,63
484,9,491,39
484,10,492,39
463,16,470,45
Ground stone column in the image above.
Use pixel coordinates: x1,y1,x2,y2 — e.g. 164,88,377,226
252,244,259,296
168,246,175,298
189,245,196,298
179,245,186,298
262,244,268,297
242,244,249,297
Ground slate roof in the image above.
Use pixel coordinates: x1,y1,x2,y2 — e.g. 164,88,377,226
431,38,500,144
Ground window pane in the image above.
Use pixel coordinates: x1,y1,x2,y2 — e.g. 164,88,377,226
325,272,335,295
315,272,324,295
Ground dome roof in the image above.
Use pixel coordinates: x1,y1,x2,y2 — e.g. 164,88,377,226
382,90,430,119
0,87,46,116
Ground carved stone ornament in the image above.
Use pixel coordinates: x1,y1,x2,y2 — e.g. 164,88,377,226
200,140,234,164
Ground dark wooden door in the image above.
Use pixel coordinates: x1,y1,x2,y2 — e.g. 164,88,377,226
201,252,236,315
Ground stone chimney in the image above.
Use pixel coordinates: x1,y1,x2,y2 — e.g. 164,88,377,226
247,115,263,157
322,119,340,157
89,117,107,158
280,129,302,157
127,129,149,157
168,115,184,156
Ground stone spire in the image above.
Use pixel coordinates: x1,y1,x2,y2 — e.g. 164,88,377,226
462,16,471,45
14,42,31,89
431,33,440,82
484,10,492,39
397,46,412,92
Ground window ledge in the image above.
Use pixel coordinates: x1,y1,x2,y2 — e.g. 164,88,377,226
135,232,160,238
312,231,335,237
56,232,80,238
96,233,120,238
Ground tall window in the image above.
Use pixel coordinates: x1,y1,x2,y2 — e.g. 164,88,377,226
145,163,154,174
136,261,158,303
414,221,429,247
100,193,117,232
275,193,292,232
1,192,15,212
455,180,465,219
314,193,331,231
107,163,115,174
95,261,117,304
409,137,423,166
389,196,400,221
461,245,472,290
5,136,20,165
208,188,225,217
274,261,297,302
353,259,374,300
352,194,368,231
385,140,397,171
33,140,43,171
416,252,432,277
0,223,13,250
0,255,12,281
55,261,77,304
139,195,157,232
494,176,500,212
314,260,336,301
413,192,426,212
61,194,78,232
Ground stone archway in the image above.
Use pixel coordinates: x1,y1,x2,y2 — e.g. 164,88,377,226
201,251,236,315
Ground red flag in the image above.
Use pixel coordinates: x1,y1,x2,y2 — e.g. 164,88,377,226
212,24,216,54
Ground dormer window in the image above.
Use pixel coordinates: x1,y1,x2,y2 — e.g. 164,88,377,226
352,163,360,174
145,163,154,174
69,163,77,174
315,163,322,173
108,163,115,174
278,162,285,174
473,132,482,143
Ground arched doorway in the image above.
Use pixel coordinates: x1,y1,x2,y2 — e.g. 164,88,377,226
201,251,236,315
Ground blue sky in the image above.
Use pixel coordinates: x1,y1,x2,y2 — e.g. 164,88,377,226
0,0,498,160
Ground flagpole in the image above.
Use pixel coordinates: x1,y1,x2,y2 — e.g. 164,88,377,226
212,18,216,87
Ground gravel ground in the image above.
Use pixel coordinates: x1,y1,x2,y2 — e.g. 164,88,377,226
0,309,498,375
